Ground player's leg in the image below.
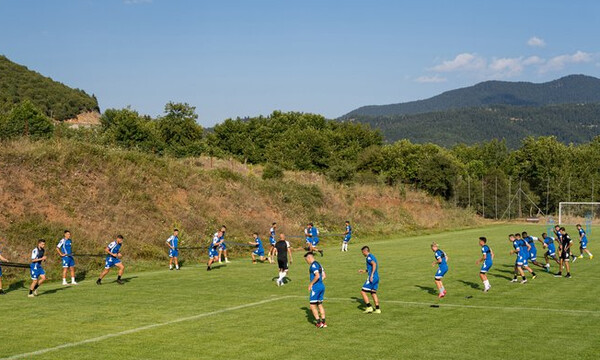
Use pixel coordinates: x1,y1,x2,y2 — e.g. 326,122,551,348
29,279,38,297
371,292,380,312
174,256,179,269
98,267,110,281
224,249,230,263
317,303,326,327
69,265,77,284
565,259,571,277
169,256,173,269
309,303,321,325
251,252,257,263
116,262,125,284
218,248,223,263
62,266,68,285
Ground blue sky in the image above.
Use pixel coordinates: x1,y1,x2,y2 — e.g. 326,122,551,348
1,0,599,126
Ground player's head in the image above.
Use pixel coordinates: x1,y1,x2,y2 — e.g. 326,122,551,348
576,224,582,229
345,220,350,225
508,234,515,242
430,242,438,251
560,227,566,234
514,233,521,239
479,237,487,245
272,222,277,227
304,251,315,264
361,245,370,256
279,233,285,241
217,230,223,237
64,230,71,239
252,232,258,239
521,231,528,237
555,225,560,230
542,232,547,238
173,228,179,235
220,225,226,232
116,235,124,244
38,239,46,248
307,222,313,228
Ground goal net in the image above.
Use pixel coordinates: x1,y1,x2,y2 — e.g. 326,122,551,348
558,202,600,236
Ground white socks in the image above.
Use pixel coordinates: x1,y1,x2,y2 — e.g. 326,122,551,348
341,243,348,251
483,280,490,289
277,271,287,282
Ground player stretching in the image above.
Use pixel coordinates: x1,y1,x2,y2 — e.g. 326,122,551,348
341,221,352,252
522,232,545,269
166,229,179,270
576,224,594,260
56,230,77,285
359,246,381,313
555,227,573,278
29,239,47,298
275,234,292,286
305,252,327,328
249,232,265,263
0,238,10,295
539,233,560,271
96,235,125,285
268,223,277,264
207,231,223,271
475,237,493,292
305,223,323,256
431,242,448,298
509,234,536,283
218,225,230,264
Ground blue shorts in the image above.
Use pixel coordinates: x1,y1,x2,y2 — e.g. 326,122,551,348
480,261,493,273
269,239,276,246
253,249,265,256
208,248,219,258
516,256,528,267
545,250,556,258
0,266,2,277
105,256,121,269
30,264,45,280
529,249,537,261
310,284,325,304
344,235,351,243
311,239,319,246
581,239,588,249
435,266,448,279
169,249,179,258
220,243,226,251
61,256,75,268
362,277,379,292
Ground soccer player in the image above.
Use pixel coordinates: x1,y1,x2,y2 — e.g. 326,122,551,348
554,225,563,257
218,225,230,264
522,231,545,269
359,246,380,313
475,237,493,292
341,221,352,252
556,227,573,278
268,223,277,264
275,233,292,286
96,235,125,285
166,229,180,270
305,223,323,256
56,230,77,285
249,232,265,263
576,224,594,260
431,242,448,298
538,232,560,271
29,239,47,298
207,231,223,271
305,252,327,328
509,233,536,283
0,238,10,295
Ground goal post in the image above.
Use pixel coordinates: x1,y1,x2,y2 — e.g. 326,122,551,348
558,202,600,229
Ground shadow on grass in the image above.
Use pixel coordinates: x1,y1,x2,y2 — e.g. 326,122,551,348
42,286,71,296
270,277,293,284
489,272,512,280
458,280,480,290
414,285,437,295
116,276,138,284
6,280,26,293
350,296,365,310
76,269,88,282
300,306,315,324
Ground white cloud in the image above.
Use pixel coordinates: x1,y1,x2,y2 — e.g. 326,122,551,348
430,53,486,72
539,50,593,73
489,57,525,77
522,56,545,66
415,75,447,83
527,36,546,48
124,0,152,4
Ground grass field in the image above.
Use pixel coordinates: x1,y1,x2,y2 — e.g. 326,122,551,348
1,224,598,360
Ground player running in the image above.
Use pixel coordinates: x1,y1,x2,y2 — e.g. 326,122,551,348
275,234,292,286
218,225,230,264
555,227,573,278
576,224,594,260
29,239,47,298
305,252,327,328
431,242,448,298
56,230,77,285
166,229,180,270
475,237,493,292
268,223,277,264
359,246,381,313
538,233,560,271
522,231,545,269
0,238,10,295
305,223,323,256
509,233,536,283
207,231,223,271
249,232,265,263
96,235,125,285
341,221,352,252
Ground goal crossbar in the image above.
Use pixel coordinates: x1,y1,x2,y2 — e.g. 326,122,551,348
558,202,600,225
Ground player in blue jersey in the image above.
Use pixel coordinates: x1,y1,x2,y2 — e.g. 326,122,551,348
0,238,11,295
304,223,323,256
521,232,545,269
56,230,77,285
218,225,230,264
166,229,180,270
29,239,47,298
341,221,352,252
305,252,327,328
576,224,593,260
268,222,277,264
249,232,266,263
431,242,448,298
359,246,381,313
509,233,536,283
538,233,560,271
96,235,125,285
475,237,494,292
207,230,223,271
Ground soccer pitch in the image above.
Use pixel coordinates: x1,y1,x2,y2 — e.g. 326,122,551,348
1,224,598,360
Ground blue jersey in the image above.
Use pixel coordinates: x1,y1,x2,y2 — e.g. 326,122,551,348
57,238,72,256
309,261,324,286
269,227,276,244
481,244,492,265
31,247,45,267
365,253,379,278
107,241,122,257
544,237,556,253
516,239,529,257
579,228,588,241
435,249,447,267
211,235,220,248
254,237,264,252
524,236,536,251
167,235,178,248
305,227,319,242
346,225,352,236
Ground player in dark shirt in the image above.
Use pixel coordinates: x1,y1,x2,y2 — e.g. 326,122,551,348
275,234,293,286
556,227,573,278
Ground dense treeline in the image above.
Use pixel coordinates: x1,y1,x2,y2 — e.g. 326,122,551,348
1,100,599,219
0,55,99,120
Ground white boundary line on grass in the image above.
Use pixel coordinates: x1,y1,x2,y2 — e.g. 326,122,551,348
315,296,600,315
1,296,291,360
